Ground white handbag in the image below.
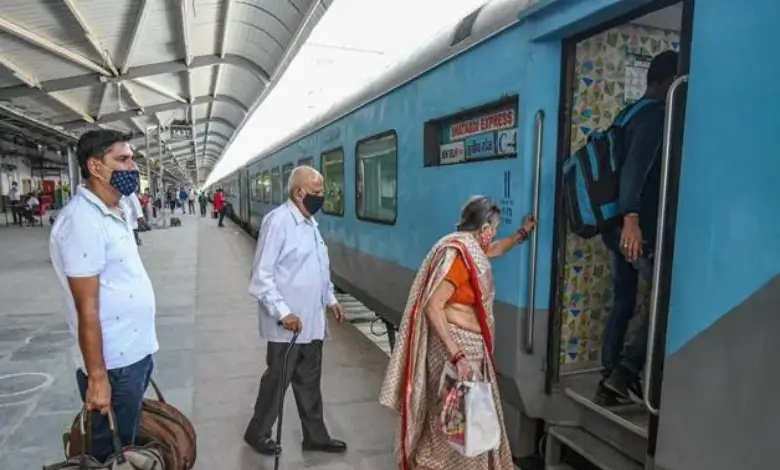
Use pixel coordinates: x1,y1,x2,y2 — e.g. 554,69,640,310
439,362,501,457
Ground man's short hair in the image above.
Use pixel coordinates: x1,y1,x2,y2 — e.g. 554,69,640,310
647,50,679,86
76,129,131,179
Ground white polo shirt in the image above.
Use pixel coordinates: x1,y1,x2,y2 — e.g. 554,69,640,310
50,186,158,371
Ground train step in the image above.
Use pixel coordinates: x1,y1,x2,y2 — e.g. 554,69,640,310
546,425,643,470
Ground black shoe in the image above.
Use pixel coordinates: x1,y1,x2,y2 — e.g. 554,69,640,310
302,439,347,453
594,380,627,407
244,436,278,456
604,366,643,402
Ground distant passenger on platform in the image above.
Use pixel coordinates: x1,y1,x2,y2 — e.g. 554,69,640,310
49,129,157,463
596,50,679,407
244,165,348,456
22,192,40,225
8,180,21,225
178,186,188,215
198,191,208,217
380,196,536,470
213,188,226,227
187,187,195,214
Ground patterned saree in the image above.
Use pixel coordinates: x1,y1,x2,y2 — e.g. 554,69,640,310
379,232,514,469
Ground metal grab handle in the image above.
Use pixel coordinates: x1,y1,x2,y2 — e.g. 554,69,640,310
524,110,544,353
643,74,688,415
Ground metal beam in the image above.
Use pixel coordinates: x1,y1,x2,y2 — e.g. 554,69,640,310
0,119,70,148
180,0,192,67
63,0,120,75
169,141,225,154
0,55,95,123
0,15,111,76
60,95,246,126
133,78,188,104
0,54,269,99
121,0,151,74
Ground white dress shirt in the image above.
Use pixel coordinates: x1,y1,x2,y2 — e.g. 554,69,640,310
123,193,143,230
50,186,158,371
249,200,337,344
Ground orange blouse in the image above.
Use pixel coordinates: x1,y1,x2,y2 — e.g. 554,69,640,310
444,254,476,306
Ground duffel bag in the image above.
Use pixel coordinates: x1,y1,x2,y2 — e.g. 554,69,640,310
65,379,197,470
50,408,165,470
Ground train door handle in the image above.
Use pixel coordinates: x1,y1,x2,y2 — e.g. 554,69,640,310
643,74,689,416
524,110,544,354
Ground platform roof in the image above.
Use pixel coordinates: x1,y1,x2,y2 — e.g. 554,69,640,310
0,0,329,184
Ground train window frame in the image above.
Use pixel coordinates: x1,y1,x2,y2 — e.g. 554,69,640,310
261,170,271,202
354,130,398,225
271,167,282,204
298,156,314,167
423,95,519,168
281,163,294,198
320,146,345,217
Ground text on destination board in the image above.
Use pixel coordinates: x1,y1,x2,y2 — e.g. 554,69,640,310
450,109,515,140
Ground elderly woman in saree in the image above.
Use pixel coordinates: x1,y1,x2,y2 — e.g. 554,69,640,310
379,195,537,470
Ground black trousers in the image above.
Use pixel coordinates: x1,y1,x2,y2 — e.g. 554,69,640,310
218,208,226,226
245,340,329,444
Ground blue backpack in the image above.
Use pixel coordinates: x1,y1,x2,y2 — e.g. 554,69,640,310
561,99,657,239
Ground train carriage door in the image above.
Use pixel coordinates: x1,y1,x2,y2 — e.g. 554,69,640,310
546,0,694,467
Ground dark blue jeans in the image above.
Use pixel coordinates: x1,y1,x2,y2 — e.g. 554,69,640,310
76,355,154,462
600,230,653,378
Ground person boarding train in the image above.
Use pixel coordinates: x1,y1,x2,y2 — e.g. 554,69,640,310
244,165,348,456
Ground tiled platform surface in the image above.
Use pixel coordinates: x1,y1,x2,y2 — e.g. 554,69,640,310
0,214,396,469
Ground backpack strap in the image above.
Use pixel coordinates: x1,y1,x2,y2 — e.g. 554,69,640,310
615,98,659,127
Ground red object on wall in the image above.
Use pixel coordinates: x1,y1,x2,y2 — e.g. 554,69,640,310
41,180,55,194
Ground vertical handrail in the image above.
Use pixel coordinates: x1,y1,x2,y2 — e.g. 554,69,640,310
524,110,544,353
643,74,688,415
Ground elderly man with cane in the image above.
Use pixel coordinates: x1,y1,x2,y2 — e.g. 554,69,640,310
244,165,348,456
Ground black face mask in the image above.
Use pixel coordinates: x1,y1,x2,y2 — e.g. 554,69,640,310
302,194,324,215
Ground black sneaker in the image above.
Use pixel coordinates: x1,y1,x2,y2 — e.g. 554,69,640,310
604,366,643,403
594,380,626,407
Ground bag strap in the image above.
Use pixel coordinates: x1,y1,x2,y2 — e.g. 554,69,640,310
148,378,166,403
615,98,658,127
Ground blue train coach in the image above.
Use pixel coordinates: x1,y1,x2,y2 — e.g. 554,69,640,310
213,0,779,468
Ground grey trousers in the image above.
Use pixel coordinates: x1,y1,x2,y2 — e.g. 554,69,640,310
245,340,330,444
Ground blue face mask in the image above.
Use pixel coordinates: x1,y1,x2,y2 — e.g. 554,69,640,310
109,169,140,196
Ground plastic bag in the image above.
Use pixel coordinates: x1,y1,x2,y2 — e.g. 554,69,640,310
438,362,501,457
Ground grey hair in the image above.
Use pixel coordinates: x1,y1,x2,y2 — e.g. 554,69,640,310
456,195,501,231
287,165,323,198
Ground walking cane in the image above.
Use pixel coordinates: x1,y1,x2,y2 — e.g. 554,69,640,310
274,321,300,470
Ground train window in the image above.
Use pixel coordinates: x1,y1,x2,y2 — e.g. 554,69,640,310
261,170,271,202
298,156,314,167
321,147,345,216
253,174,262,200
281,163,294,197
271,167,282,204
355,131,397,224
423,95,519,167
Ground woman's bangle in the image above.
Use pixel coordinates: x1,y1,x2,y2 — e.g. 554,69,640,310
516,228,529,244
450,350,465,364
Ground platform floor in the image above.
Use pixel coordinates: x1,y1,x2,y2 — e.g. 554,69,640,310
0,214,396,469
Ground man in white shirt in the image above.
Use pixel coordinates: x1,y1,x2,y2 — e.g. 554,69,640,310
49,129,158,463
244,166,347,456
8,181,21,225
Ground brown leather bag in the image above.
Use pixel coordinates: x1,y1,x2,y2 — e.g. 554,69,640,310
65,379,197,470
